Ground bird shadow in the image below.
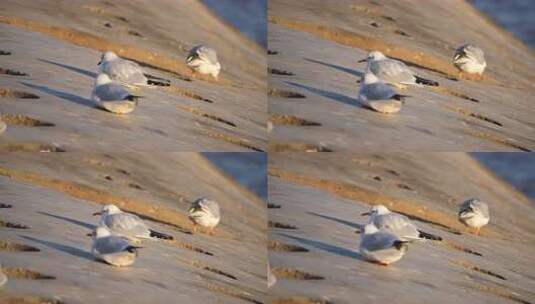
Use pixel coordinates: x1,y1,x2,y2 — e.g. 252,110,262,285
20,235,94,261
20,82,96,108
277,232,364,260
285,81,359,107
37,211,96,230
38,58,97,78
307,211,363,230
304,57,364,78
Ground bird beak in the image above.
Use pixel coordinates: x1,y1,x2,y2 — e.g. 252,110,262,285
92,212,101,216
354,229,361,234
86,233,92,237
97,60,102,66
361,212,370,216
358,59,367,63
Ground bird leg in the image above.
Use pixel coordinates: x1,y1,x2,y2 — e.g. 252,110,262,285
192,224,197,234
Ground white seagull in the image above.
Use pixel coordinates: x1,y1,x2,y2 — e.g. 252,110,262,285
359,224,410,266
91,74,142,114
453,44,486,76
93,204,173,241
361,205,441,241
98,51,170,86
186,45,221,79
358,73,408,114
91,226,141,267
458,198,490,235
359,51,439,88
188,198,221,235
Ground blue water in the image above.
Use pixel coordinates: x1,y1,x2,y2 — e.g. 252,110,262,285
203,153,267,201
472,153,535,202
201,0,267,47
469,0,535,47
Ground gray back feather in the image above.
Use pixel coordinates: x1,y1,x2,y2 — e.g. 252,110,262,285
94,236,130,254
360,83,397,100
370,59,415,84
102,58,147,84
361,231,398,251
95,83,130,101
189,45,218,64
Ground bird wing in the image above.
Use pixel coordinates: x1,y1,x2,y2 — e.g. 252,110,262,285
200,199,221,218
360,83,397,101
94,83,130,101
106,59,147,84
371,60,415,84
94,236,130,254
361,232,397,251
105,213,150,237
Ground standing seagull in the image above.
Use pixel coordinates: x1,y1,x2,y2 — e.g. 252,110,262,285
93,204,173,241
361,205,442,241
359,51,439,89
0,262,7,287
98,51,170,86
458,198,489,235
186,45,221,79
452,44,486,76
188,198,221,235
91,74,142,114
358,73,408,114
359,224,410,266
91,226,141,267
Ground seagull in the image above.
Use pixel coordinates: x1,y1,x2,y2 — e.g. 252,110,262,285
358,51,439,89
357,73,408,114
453,44,486,76
98,51,170,86
186,45,221,79
0,262,7,287
359,223,410,266
458,198,489,235
93,204,173,241
188,198,221,235
361,205,442,241
91,74,142,114
91,226,142,267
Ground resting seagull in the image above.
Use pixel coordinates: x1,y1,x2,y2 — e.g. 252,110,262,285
91,74,142,114
359,224,410,266
361,205,442,241
188,198,221,235
91,226,141,267
453,44,486,76
93,204,173,241
458,198,489,235
186,45,221,79
358,73,408,114
98,51,170,86
359,51,439,89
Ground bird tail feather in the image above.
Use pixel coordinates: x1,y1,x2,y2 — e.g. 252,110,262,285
414,75,439,86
